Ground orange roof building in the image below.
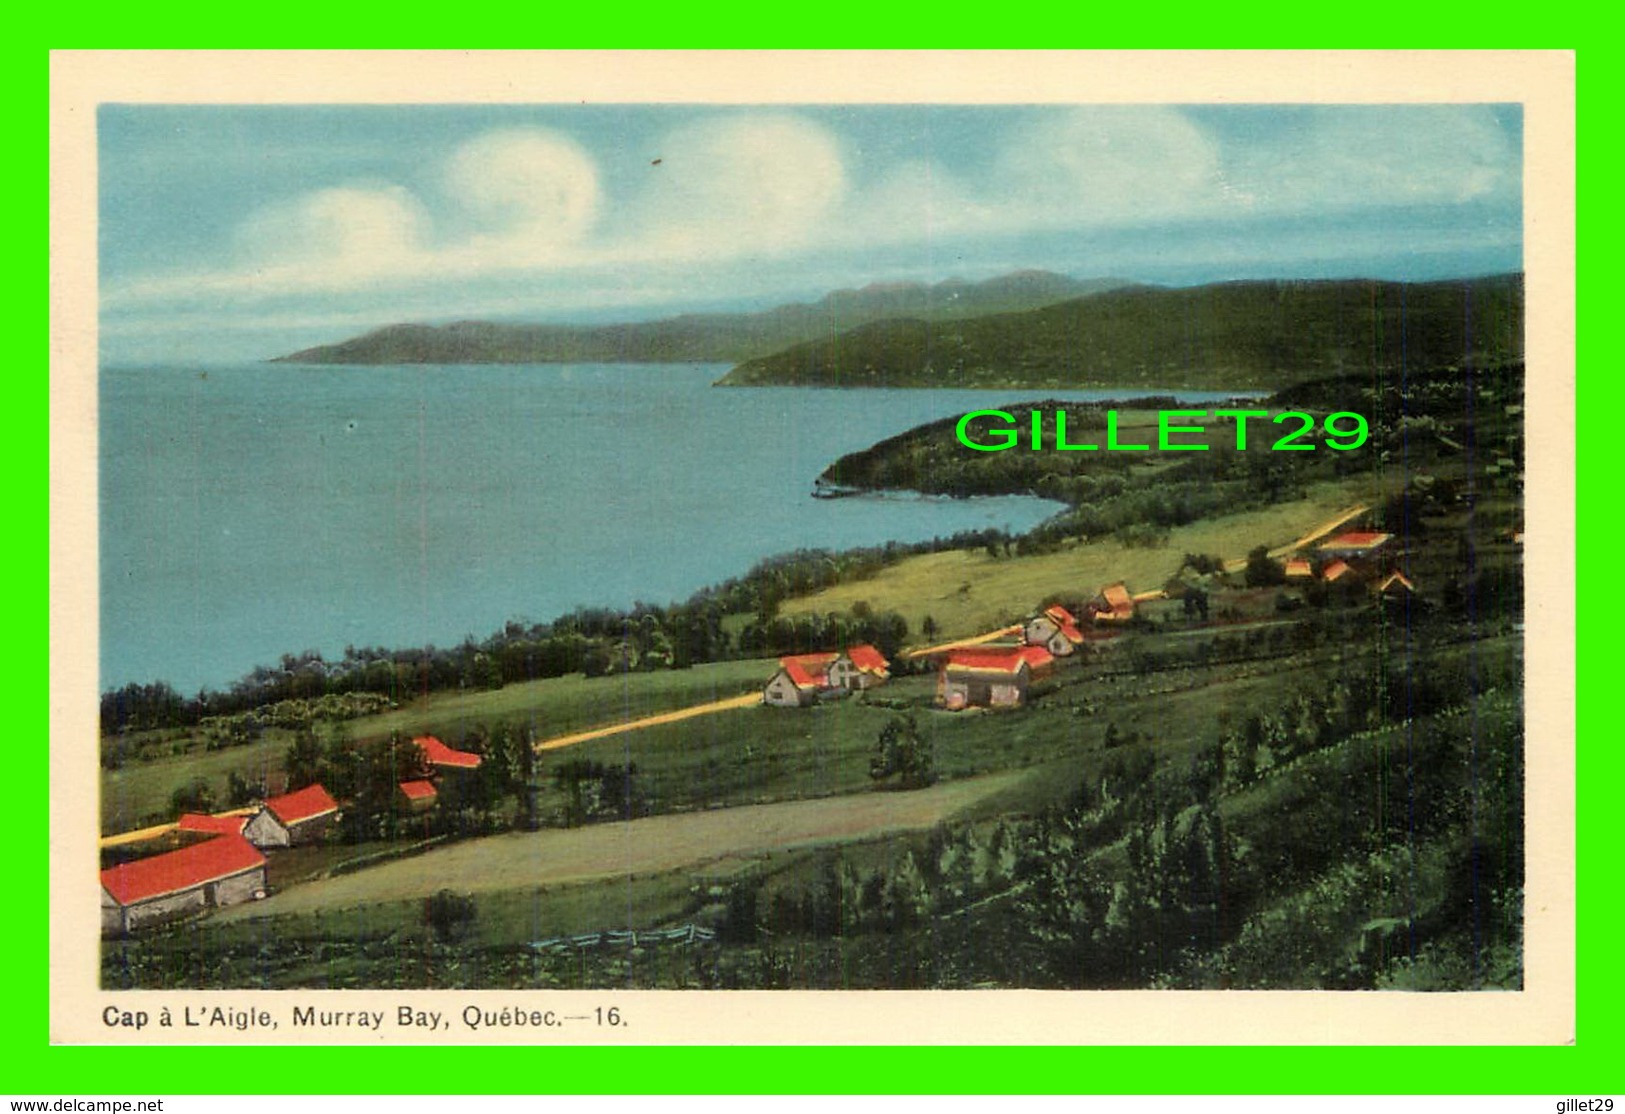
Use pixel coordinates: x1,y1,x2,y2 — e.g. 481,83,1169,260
1322,559,1356,583
1375,570,1416,596
830,644,891,690
414,735,483,771
1026,605,1086,655
398,779,439,813
938,645,1052,710
1317,531,1393,559
1095,583,1136,623
244,783,341,849
1284,558,1313,580
764,651,840,707
101,834,266,935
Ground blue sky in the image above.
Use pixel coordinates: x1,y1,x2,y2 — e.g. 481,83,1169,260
98,104,1524,363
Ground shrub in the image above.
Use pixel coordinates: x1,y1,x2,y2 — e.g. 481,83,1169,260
424,889,477,943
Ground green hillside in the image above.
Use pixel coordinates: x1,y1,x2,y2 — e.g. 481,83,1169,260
273,271,1126,365
715,274,1524,391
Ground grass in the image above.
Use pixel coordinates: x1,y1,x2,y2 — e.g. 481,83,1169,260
101,728,299,834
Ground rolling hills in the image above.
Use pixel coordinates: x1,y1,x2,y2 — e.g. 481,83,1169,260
714,273,1525,392
273,270,1126,366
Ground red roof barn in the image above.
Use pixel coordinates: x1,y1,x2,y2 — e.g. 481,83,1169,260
414,735,483,771
101,834,266,935
398,779,439,813
244,783,340,848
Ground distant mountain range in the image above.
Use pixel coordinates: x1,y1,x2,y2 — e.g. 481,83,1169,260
273,270,1129,366
715,274,1525,392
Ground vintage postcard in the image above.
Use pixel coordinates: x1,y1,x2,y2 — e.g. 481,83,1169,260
50,50,1575,1044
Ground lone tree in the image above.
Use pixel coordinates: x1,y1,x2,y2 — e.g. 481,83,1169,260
871,714,934,789
1244,545,1285,588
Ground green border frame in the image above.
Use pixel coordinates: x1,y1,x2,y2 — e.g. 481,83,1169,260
35,30,1593,1096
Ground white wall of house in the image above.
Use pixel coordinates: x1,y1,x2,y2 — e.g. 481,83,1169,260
244,809,292,848
209,866,267,907
764,670,812,707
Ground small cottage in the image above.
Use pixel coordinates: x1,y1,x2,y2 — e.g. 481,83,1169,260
398,779,439,814
1094,583,1136,623
763,656,825,707
244,783,340,849
828,644,891,690
937,645,1054,710
1025,605,1085,656
414,735,483,772
1283,558,1314,580
1374,570,1416,597
101,834,266,936
1322,558,1357,584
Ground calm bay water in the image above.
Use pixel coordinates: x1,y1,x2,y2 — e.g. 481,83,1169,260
100,363,1243,693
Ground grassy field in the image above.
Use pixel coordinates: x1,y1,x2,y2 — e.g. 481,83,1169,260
776,477,1379,641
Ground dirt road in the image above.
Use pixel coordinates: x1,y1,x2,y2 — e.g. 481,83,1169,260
215,770,1029,922
533,691,761,752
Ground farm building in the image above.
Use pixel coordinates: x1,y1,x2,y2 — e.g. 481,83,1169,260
1025,605,1085,656
1284,558,1313,580
101,834,266,936
398,779,438,814
937,645,1054,710
763,653,838,707
244,783,340,849
1093,583,1136,623
828,644,891,690
1317,531,1392,561
1374,570,1416,597
1322,559,1357,584
414,735,483,772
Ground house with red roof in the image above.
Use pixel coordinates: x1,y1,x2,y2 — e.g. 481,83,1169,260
1283,558,1314,580
937,645,1053,710
1025,605,1086,656
1374,570,1416,597
244,783,340,849
397,779,439,814
1092,583,1136,623
101,834,266,935
1317,531,1393,561
763,652,839,707
1322,558,1356,584
413,735,483,772
828,644,892,691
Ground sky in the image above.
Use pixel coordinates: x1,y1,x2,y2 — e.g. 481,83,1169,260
98,103,1524,364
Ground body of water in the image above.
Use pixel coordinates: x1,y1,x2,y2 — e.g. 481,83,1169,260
99,363,1246,693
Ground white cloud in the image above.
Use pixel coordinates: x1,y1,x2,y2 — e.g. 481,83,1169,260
233,185,429,276
625,114,847,253
1221,106,1518,214
442,128,601,251
994,107,1225,223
